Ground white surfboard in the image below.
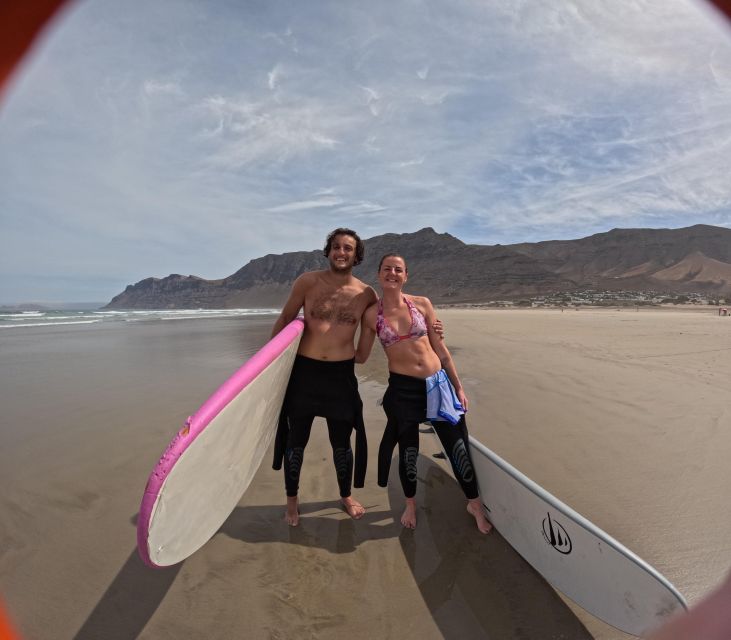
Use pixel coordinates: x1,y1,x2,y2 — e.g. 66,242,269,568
137,318,304,568
431,432,687,636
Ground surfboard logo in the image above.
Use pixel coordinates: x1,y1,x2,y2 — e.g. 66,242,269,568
542,513,572,554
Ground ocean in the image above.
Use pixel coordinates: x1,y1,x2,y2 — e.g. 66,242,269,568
0,307,280,329
0,310,281,454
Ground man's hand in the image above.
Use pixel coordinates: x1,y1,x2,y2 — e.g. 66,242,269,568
433,318,445,339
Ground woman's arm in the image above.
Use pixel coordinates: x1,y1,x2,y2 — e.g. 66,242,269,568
421,297,468,411
355,304,377,364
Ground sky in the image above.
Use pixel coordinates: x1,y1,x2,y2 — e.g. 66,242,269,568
1,0,731,304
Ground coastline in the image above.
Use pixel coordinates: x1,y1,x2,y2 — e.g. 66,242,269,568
436,302,729,314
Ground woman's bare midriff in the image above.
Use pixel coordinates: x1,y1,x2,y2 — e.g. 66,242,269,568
383,336,441,379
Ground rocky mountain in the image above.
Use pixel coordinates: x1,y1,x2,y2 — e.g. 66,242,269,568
105,224,731,309
509,224,731,292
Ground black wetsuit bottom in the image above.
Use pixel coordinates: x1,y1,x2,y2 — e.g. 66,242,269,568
284,414,354,498
277,355,365,498
378,371,479,500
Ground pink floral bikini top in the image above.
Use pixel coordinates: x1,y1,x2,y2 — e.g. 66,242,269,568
376,297,428,348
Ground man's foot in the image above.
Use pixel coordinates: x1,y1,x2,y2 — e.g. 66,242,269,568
340,496,365,520
467,499,493,534
401,497,417,529
285,496,300,527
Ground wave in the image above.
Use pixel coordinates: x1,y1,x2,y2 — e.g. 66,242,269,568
0,320,103,329
0,308,280,330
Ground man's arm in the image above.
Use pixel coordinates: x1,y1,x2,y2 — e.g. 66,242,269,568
355,304,377,364
433,317,444,339
271,273,312,338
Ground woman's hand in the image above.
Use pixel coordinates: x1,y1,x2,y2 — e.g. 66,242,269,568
457,388,469,412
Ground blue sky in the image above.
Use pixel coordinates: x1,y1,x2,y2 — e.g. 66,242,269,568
1,0,731,303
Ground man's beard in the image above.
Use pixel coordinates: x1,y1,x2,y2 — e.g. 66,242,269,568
330,257,353,272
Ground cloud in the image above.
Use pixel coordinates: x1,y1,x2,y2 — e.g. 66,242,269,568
195,94,344,168
1,0,731,301
267,64,283,90
360,85,381,116
394,157,425,168
143,79,184,97
267,196,344,213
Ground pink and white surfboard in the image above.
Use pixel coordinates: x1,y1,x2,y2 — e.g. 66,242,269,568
137,318,304,568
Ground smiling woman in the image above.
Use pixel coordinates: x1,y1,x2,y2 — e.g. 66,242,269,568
356,253,493,533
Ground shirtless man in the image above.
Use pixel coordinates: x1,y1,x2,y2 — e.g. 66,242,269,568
271,228,377,526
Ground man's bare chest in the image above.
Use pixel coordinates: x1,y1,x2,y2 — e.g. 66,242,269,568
306,289,362,326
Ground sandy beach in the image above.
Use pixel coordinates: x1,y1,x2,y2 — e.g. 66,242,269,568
1,307,729,639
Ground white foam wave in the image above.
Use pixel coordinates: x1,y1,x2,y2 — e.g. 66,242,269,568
0,320,103,329
0,312,45,318
0,308,280,329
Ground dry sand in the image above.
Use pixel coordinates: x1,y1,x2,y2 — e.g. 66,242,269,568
1,308,729,639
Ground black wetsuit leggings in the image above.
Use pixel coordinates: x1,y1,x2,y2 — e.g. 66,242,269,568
378,372,479,500
284,416,354,498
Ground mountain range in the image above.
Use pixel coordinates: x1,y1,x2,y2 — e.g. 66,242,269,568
105,224,731,308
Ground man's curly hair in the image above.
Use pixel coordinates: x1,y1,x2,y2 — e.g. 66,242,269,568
323,228,364,266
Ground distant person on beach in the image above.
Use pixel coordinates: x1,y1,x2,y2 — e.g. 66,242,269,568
355,253,492,533
270,229,443,527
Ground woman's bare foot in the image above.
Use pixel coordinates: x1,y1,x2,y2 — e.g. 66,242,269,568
340,496,365,519
285,496,299,526
467,498,493,534
401,497,417,529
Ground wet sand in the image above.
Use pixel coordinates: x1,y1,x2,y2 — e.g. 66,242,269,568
0,308,729,639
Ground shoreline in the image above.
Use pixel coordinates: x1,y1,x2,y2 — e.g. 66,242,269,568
435,302,729,313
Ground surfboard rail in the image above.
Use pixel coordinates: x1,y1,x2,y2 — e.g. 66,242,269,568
137,318,304,568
